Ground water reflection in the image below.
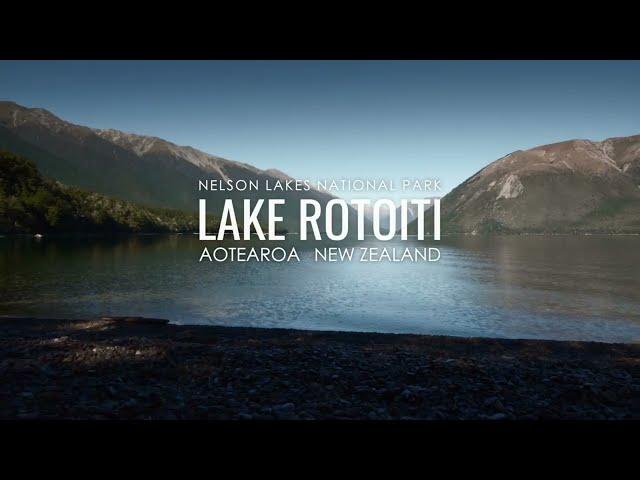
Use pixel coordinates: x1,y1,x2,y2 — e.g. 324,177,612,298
1,234,639,343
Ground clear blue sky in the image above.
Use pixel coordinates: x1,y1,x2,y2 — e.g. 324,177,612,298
1,61,639,198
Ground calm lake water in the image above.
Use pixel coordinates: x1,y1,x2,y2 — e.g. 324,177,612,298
1,234,640,343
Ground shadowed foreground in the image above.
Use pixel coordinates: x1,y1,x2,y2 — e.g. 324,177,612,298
0,317,638,420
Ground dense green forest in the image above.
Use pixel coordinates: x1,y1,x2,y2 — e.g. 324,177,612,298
0,151,212,234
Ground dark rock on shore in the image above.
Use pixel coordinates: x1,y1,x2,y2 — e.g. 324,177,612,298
0,317,638,420
101,316,170,325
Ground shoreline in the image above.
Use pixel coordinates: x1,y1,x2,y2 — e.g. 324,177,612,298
3,232,640,238
1,314,638,346
1,316,638,420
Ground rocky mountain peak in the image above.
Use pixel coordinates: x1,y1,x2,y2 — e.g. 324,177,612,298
409,134,640,234
0,101,72,132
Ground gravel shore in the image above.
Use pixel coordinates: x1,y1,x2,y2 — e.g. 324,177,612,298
0,317,638,420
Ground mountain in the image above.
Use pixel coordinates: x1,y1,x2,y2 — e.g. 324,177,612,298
408,135,640,235
0,101,365,234
0,151,211,234
363,202,419,233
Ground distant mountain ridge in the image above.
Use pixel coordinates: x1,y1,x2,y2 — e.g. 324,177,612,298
7,101,638,236
363,202,420,233
0,101,365,233
409,135,640,234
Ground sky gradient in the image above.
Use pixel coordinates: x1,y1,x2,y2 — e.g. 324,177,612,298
1,60,639,198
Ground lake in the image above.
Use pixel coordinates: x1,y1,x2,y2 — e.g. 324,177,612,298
1,234,639,343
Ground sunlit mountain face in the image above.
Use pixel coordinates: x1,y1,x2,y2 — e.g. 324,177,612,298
409,135,640,235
